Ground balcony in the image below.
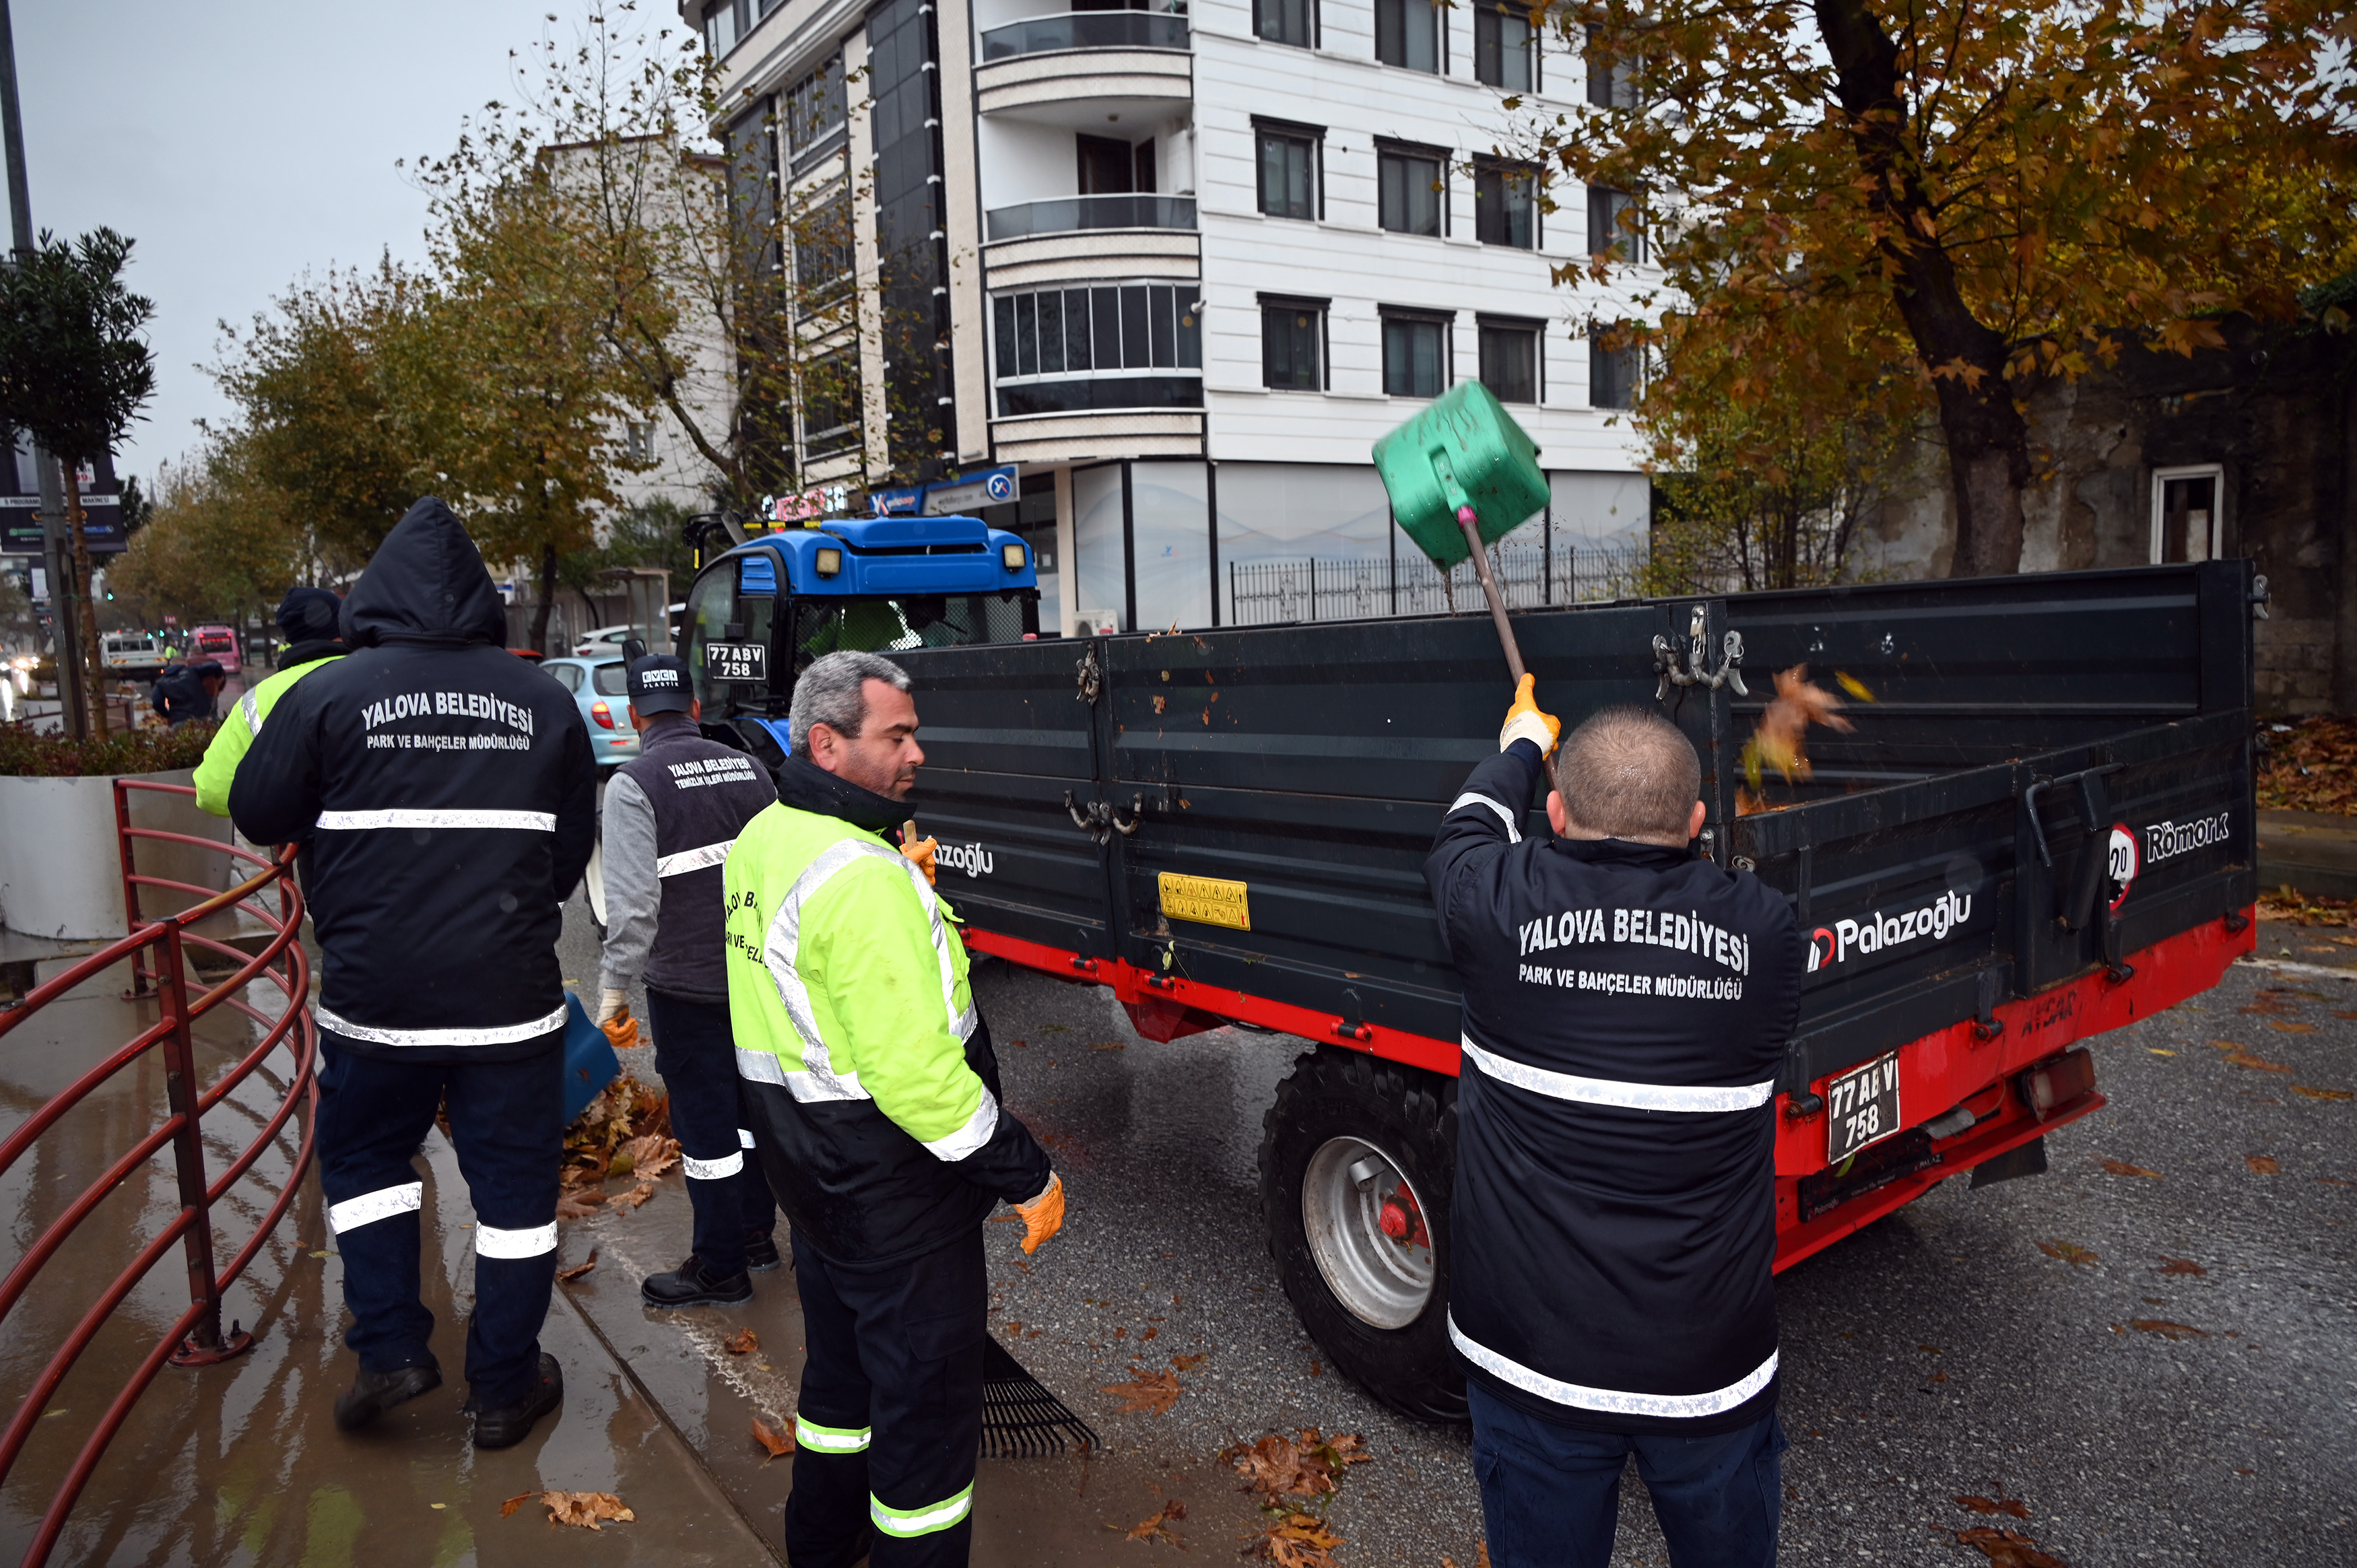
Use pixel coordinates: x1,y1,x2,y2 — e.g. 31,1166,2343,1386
981,12,1189,59
985,194,1197,242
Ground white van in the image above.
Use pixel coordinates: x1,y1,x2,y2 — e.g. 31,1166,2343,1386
100,631,168,679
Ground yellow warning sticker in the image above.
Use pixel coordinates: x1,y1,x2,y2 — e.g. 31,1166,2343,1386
1159,873,1251,932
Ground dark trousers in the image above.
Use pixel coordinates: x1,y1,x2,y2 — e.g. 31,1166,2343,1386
645,988,776,1278
1469,1382,1785,1568
315,1037,562,1409
785,1227,985,1568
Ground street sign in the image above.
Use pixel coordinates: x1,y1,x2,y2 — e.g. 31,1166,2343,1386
921,465,1019,516
0,494,126,556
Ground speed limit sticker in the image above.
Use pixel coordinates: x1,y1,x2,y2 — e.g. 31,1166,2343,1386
2106,821,2139,912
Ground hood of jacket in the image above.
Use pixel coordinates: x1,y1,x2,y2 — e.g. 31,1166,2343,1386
340,498,508,650
773,752,908,836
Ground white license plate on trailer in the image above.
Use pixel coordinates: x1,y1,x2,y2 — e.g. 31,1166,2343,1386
1825,1052,1901,1163
705,641,768,683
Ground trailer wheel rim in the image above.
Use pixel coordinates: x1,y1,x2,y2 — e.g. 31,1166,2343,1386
1301,1136,1435,1330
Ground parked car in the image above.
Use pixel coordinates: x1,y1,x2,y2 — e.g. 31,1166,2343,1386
539,654,640,767
573,605,686,658
100,630,168,679
189,624,242,677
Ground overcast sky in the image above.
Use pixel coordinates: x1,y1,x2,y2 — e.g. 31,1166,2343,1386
11,0,695,484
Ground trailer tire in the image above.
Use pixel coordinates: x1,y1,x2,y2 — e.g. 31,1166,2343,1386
1259,1046,1465,1424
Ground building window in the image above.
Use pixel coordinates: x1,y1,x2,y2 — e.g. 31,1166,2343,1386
1374,0,1438,72
1587,186,1643,261
1377,143,1445,236
1478,320,1539,403
1255,0,1315,48
801,349,863,458
1381,311,1450,399
1256,123,1320,221
792,190,855,306
785,54,848,173
1590,330,1640,410
1585,25,1638,106
991,281,1204,415
703,0,748,57
2150,465,2224,563
1475,4,1534,90
1475,161,1536,248
624,422,656,465
1261,297,1326,390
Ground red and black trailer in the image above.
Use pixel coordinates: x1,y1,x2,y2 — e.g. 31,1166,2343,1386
686,551,2263,1421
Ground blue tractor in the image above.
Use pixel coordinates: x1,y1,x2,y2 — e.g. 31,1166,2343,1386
678,513,1042,765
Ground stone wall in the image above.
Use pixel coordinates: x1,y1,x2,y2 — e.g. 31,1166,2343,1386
1848,317,2355,712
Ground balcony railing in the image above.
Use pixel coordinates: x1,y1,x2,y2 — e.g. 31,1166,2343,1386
981,12,1191,60
985,194,1198,242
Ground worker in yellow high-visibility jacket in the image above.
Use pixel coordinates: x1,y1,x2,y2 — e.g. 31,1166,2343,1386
192,586,345,816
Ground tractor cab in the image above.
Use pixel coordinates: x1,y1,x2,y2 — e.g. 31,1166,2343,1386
680,513,1041,767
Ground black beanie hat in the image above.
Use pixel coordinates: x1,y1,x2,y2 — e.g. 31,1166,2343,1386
276,585,342,640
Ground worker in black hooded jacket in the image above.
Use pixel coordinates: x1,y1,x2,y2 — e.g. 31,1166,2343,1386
1426,684,1802,1568
232,498,596,1450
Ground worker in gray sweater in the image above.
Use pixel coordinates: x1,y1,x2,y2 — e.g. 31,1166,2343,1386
596,655,783,1305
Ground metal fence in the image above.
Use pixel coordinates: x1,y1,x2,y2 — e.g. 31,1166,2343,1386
1228,541,1646,626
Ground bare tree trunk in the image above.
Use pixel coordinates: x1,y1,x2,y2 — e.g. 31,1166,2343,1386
1816,0,2028,578
530,539,560,654
64,463,108,737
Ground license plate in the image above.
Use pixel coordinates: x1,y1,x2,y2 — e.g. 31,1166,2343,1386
1825,1052,1901,1163
704,641,767,684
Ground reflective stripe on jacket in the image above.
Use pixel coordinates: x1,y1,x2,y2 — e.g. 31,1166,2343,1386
192,648,343,816
725,789,1051,1265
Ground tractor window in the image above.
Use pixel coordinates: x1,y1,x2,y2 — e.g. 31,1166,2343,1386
684,555,780,713
791,593,1032,669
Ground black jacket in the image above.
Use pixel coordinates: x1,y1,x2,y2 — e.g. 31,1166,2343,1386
1426,741,1801,1434
231,498,597,1062
151,664,216,724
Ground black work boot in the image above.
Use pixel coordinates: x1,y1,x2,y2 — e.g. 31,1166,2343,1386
743,1231,782,1272
641,1254,754,1307
469,1353,562,1450
333,1361,442,1431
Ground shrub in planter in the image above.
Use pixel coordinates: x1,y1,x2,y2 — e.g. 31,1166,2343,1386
0,719,232,939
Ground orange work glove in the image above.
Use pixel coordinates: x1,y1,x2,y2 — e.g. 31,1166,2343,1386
902,834,939,885
1498,673,1561,755
597,988,639,1052
1014,1173,1064,1255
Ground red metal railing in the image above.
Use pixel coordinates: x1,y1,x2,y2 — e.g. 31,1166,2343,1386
0,780,316,1568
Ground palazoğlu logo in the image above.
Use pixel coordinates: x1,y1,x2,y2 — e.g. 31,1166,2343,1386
1807,888,1974,974
938,840,994,879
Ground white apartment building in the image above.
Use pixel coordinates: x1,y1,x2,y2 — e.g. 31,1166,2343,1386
691,0,1651,635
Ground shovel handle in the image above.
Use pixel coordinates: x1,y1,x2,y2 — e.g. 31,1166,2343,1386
1457,508,1526,683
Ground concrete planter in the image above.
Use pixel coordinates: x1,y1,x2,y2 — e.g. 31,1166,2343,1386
0,769,233,940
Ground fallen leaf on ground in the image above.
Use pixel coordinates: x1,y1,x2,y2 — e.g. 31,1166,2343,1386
2035,1239,2099,1267
752,1416,793,1462
2100,1159,2162,1178
555,1189,604,1221
1113,1499,1185,1544
2294,1085,2354,1100
2131,1319,2208,1340
622,1132,680,1178
2220,1045,2295,1072
609,1181,656,1210
1224,1429,1370,1502
542,1491,635,1530
555,1250,599,1282
1090,1041,1127,1051
1251,1513,1346,1567
2269,1021,2319,1034
2247,1155,2282,1174
1952,1525,2067,1567
1141,1326,1157,1340
2157,1256,2206,1276
1100,1369,1183,1414
2146,1048,2176,1056
1169,1352,1209,1371
724,1327,759,1354
1956,1494,2032,1519
500,1493,538,1518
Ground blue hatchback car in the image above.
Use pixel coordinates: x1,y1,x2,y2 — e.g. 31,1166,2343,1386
539,654,641,768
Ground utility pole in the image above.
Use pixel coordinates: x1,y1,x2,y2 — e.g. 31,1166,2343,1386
0,0,82,737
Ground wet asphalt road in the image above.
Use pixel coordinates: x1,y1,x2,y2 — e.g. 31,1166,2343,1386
566,888,2356,1568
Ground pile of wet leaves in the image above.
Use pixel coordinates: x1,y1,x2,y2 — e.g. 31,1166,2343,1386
2256,714,2357,814
2255,885,2357,926
556,1075,676,1219
1220,1428,1371,1566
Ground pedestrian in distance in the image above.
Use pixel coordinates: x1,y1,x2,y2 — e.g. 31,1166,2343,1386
1426,681,1802,1568
725,649,1065,1568
231,498,596,1450
192,586,345,817
150,657,224,726
594,652,784,1307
